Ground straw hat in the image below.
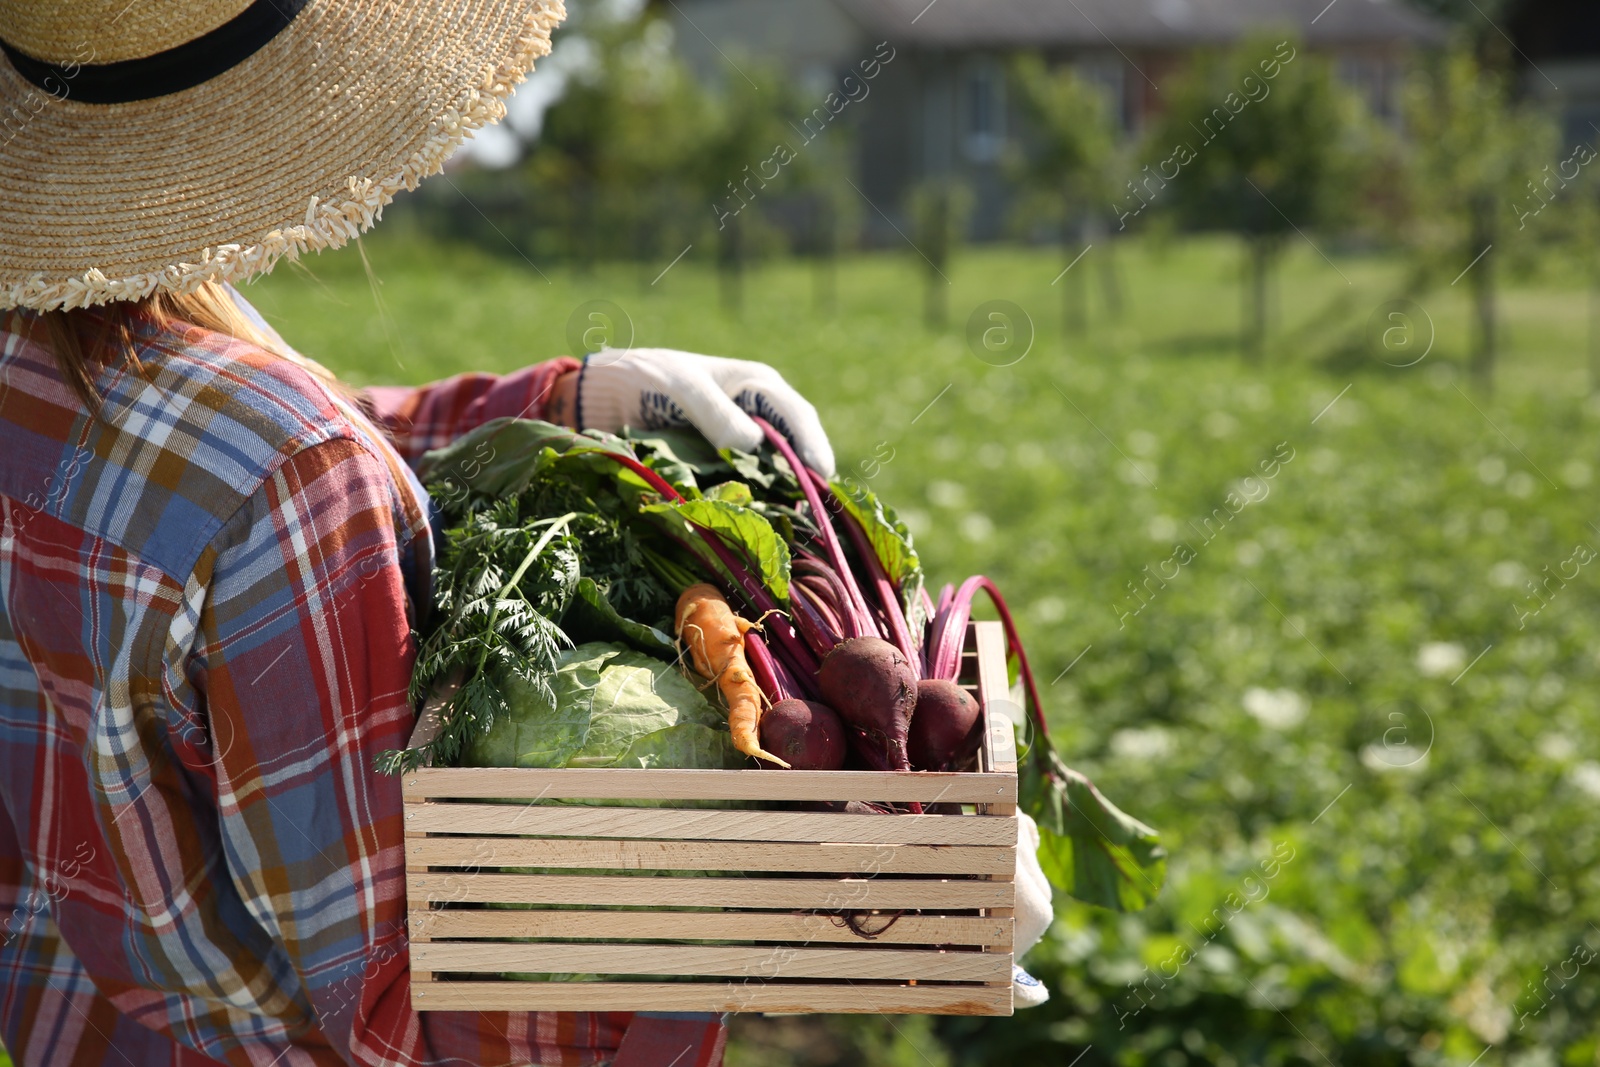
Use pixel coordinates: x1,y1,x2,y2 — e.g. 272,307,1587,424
0,0,566,311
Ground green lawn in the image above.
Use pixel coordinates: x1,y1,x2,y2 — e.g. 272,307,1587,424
14,230,1595,1065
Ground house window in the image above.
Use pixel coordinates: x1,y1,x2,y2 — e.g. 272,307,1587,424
964,58,1005,162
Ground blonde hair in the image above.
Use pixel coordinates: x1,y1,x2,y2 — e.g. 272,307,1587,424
38,282,342,412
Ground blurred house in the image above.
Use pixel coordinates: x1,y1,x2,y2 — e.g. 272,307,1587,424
666,0,1446,239
1508,0,1600,147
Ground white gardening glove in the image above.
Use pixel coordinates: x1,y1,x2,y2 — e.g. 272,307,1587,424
1013,811,1053,1008
578,347,835,477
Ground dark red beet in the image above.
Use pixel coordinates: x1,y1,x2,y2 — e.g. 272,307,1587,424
908,679,983,771
818,636,919,771
759,699,848,770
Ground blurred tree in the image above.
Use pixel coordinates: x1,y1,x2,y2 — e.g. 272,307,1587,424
1009,55,1121,337
1143,37,1363,363
1401,51,1559,390
686,65,810,315
527,14,710,267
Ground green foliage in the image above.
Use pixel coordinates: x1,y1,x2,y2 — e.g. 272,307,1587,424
830,477,926,633
1139,36,1368,362
1141,36,1364,239
1400,50,1562,386
1009,54,1120,220
254,232,1600,1063
640,496,794,602
1401,51,1559,285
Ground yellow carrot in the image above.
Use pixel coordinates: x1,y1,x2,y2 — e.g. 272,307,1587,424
675,583,790,768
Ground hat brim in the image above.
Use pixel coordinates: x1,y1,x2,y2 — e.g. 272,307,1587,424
0,0,565,311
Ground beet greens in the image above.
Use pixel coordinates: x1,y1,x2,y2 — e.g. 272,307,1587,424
384,415,1164,912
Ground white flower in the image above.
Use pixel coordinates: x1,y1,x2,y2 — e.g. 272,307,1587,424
1416,642,1467,678
1505,471,1536,499
1242,687,1307,729
897,508,930,536
927,480,967,509
1361,742,1428,771
1570,761,1600,800
1203,411,1237,439
1015,442,1048,469
960,513,994,542
1537,733,1576,762
1477,455,1506,485
1110,726,1173,761
1487,561,1524,588
1148,515,1178,542
1031,596,1067,624
1235,541,1264,567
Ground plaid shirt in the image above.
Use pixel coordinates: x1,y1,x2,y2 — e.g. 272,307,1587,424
0,311,727,1066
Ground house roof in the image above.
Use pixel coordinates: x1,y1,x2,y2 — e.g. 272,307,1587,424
836,0,1449,49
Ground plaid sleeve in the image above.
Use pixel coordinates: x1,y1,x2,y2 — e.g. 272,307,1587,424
363,359,582,467
192,437,632,1066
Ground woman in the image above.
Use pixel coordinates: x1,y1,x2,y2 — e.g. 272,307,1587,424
0,1,833,1063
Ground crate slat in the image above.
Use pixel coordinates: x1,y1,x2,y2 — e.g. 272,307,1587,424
412,980,1014,1015
403,767,1015,804
413,942,1011,982
408,837,1015,876
410,872,1015,910
973,622,1018,776
404,804,1016,846
412,909,1011,946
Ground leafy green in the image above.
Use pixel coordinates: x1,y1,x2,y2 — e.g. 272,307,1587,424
640,497,792,602
704,480,754,506
380,504,581,773
1021,745,1168,912
418,417,638,499
623,428,728,493
562,577,676,657
462,642,746,770
612,721,747,770
829,476,928,636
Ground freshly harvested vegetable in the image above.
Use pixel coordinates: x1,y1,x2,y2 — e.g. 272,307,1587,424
462,642,745,770
818,636,918,773
758,699,847,771
382,413,1167,914
907,679,982,772
675,582,790,768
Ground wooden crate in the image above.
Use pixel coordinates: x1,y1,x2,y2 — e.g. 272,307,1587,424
402,620,1019,1016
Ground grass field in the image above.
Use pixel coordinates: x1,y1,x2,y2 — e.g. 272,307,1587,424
8,229,1600,1064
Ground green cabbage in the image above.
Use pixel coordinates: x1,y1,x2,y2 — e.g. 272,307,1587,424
462,642,748,771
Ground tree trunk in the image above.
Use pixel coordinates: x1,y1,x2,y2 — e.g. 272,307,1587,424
1242,237,1271,364
717,210,744,316
1090,215,1123,322
1468,199,1496,391
812,196,837,316
1589,272,1600,394
1061,191,1086,336
923,186,949,330
574,185,596,276
1061,239,1087,337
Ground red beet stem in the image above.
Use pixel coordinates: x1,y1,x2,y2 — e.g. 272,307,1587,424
819,470,920,675
755,419,878,639
743,631,795,703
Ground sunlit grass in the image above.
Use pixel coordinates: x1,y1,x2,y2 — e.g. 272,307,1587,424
240,229,1600,1062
